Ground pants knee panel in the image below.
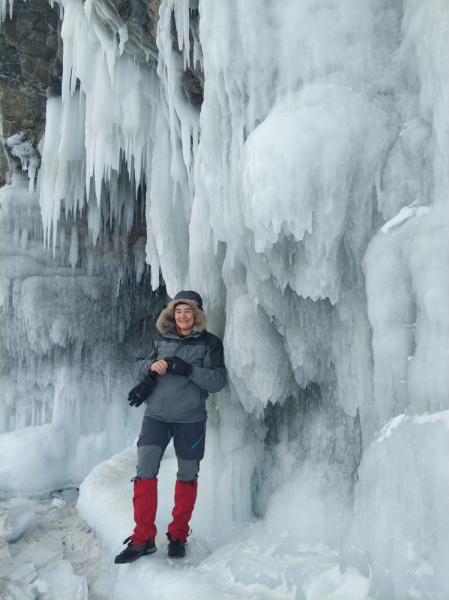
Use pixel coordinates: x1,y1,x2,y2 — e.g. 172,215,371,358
176,457,200,482
137,445,163,480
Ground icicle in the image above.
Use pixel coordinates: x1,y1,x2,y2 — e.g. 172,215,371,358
20,228,28,251
69,226,79,272
118,24,128,55
59,228,66,266
0,0,7,24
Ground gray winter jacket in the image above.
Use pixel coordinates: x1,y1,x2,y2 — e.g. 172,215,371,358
133,298,227,423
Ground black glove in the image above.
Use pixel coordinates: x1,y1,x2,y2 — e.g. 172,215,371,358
165,357,193,378
127,373,157,408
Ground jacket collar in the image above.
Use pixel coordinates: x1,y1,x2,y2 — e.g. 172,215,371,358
161,326,203,340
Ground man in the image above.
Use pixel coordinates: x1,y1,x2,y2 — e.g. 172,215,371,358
115,291,227,563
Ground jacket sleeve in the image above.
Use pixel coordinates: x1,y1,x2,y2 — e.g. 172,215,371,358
133,339,158,381
189,335,227,393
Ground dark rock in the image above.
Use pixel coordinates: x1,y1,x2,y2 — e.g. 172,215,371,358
182,66,204,108
0,0,61,186
48,57,63,97
92,0,161,64
129,221,148,247
116,0,132,21
134,0,161,42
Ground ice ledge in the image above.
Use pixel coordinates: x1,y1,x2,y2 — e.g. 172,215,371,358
77,445,371,600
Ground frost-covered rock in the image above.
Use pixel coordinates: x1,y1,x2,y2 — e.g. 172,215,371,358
0,0,60,187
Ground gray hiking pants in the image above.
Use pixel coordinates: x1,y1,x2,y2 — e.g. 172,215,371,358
136,416,206,482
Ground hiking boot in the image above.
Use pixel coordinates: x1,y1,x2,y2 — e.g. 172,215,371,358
166,532,185,558
114,536,157,564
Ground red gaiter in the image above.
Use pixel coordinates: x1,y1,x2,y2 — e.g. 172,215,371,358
131,477,158,546
168,479,198,543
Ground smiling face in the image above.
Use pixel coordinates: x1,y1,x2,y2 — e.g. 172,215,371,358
174,303,195,334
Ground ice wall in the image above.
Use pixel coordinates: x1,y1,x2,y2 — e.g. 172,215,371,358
0,0,448,598
0,166,167,491
343,3,449,596
343,411,449,600
0,0,169,492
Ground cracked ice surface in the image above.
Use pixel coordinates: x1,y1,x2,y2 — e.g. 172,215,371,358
0,489,114,600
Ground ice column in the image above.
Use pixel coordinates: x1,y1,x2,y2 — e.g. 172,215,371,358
181,0,404,547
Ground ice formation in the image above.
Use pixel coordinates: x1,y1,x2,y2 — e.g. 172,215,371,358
0,0,447,599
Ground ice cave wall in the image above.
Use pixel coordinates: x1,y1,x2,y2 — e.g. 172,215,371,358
0,0,448,598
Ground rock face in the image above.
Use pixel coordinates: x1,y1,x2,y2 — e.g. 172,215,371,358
89,0,161,63
117,0,161,47
0,0,61,186
0,0,205,187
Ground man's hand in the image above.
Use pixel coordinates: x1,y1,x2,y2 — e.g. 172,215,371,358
165,357,193,377
128,374,157,407
150,360,168,375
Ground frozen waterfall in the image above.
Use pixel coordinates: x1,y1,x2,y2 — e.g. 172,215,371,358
0,1,447,599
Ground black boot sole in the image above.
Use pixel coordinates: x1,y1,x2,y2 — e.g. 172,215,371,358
115,546,157,564
115,552,145,564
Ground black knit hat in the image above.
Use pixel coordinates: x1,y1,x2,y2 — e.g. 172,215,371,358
173,290,203,311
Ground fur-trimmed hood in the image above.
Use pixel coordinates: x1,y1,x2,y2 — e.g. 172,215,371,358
156,298,207,334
